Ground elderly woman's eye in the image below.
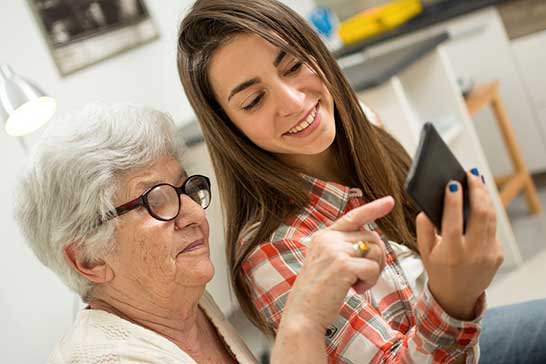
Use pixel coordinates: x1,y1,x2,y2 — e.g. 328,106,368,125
148,188,170,208
147,196,164,211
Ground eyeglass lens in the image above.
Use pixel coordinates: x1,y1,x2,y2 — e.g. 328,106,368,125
146,176,211,220
185,176,211,208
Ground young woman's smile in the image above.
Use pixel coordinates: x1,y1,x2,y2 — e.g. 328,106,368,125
208,33,336,162
283,102,321,137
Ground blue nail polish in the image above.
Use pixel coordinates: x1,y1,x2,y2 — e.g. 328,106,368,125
449,182,458,192
471,168,479,176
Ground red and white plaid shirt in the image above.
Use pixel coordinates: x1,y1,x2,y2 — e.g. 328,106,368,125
241,175,485,364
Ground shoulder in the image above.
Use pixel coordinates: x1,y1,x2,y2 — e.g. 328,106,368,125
239,208,316,269
241,202,335,282
47,310,191,364
243,223,311,270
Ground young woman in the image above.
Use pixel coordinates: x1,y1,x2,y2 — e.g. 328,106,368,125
177,1,546,363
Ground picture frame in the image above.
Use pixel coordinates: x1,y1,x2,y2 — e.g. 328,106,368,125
27,0,160,76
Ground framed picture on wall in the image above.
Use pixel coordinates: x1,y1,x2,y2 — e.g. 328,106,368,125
28,0,160,76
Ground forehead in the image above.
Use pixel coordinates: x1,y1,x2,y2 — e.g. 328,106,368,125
119,155,183,196
208,33,281,97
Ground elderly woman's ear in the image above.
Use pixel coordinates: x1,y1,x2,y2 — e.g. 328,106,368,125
63,243,114,284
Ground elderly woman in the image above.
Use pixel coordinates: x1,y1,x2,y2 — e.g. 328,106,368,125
15,103,392,364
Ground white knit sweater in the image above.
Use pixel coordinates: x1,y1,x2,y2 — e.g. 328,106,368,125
47,291,258,364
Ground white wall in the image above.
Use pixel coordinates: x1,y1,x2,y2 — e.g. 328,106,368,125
0,1,195,363
1,1,199,127
0,130,76,364
0,0,312,362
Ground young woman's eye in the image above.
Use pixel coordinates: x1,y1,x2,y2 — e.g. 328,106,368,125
286,62,303,75
242,93,264,111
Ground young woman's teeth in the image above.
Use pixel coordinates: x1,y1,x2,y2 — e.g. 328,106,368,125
288,106,316,134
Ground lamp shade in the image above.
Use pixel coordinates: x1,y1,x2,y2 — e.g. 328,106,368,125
0,64,56,136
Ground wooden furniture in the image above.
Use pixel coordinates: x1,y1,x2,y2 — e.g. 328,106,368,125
465,81,542,215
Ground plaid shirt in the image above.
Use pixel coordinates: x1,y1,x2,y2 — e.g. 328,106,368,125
241,175,485,364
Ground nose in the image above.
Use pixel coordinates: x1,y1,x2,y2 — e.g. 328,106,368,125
275,81,306,117
174,194,206,229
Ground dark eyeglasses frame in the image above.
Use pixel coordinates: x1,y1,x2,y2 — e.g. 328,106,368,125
101,174,211,223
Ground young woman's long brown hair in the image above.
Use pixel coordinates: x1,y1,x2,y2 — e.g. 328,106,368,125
177,0,420,334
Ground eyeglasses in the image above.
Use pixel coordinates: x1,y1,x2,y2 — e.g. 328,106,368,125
103,174,211,223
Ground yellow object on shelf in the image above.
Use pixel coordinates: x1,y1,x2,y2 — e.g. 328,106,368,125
338,0,423,45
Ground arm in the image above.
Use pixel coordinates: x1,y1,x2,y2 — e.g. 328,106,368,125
256,247,484,364
272,318,328,364
258,171,499,363
270,197,394,364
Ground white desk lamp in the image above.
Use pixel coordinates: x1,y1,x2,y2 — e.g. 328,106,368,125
0,64,56,150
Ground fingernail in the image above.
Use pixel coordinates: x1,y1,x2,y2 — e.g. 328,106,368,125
471,168,479,176
481,175,485,184
449,182,458,192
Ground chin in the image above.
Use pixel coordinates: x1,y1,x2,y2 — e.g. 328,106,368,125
310,123,336,154
175,254,216,287
193,259,216,285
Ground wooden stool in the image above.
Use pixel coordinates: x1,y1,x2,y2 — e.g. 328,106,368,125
465,81,542,215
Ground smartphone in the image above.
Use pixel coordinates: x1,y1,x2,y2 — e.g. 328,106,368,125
404,122,470,233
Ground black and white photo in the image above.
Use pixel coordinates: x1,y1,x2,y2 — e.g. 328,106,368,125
28,0,159,76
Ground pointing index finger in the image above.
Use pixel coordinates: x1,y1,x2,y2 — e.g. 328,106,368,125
329,196,395,232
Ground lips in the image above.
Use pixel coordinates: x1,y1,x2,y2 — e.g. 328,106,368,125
284,102,319,136
178,239,205,255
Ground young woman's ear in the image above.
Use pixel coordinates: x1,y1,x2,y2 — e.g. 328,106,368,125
64,242,114,284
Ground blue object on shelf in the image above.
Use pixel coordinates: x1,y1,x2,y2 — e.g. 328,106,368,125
308,7,335,37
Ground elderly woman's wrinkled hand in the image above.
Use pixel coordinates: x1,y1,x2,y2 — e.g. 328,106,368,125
280,196,395,335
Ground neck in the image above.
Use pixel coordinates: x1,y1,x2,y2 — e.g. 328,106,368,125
280,146,348,185
89,284,206,352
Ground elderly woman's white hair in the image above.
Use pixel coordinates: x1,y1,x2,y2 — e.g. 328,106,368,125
15,103,183,300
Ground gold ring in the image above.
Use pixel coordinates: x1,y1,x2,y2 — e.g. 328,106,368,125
352,241,370,258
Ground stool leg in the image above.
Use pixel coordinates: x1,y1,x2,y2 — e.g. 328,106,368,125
491,92,542,215
523,175,542,214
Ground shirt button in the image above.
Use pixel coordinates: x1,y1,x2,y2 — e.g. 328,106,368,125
325,326,337,338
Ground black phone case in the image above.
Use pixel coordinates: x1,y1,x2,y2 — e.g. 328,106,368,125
404,123,469,233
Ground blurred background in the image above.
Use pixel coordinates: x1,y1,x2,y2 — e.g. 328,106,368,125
1,0,545,363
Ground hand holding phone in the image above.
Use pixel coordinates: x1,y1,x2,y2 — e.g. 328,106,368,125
405,123,503,321
404,122,470,233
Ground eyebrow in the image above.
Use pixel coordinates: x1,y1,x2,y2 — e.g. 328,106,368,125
273,50,286,67
135,178,163,193
134,170,187,192
228,78,260,102
227,50,287,102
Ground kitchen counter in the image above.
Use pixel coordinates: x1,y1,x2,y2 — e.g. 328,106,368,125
333,0,508,59
342,32,448,92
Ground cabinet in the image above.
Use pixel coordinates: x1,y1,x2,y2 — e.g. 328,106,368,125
540,108,546,143
358,46,522,269
444,8,546,176
511,30,546,150
354,7,546,176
